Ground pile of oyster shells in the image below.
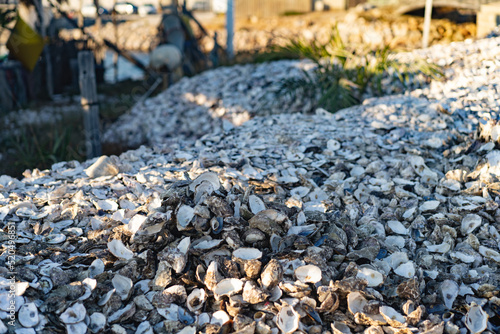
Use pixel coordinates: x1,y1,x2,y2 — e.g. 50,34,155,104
102,55,431,150
3,37,500,334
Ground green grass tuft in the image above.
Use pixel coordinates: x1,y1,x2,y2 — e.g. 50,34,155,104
276,26,444,113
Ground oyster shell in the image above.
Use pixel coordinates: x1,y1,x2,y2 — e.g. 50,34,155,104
18,303,39,328
233,247,263,278
276,305,300,334
441,279,459,310
214,278,244,300
186,288,206,313
60,303,86,324
294,265,322,284
108,239,134,260
464,302,488,334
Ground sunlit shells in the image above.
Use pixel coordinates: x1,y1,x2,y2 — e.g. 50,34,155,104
276,305,300,334
108,239,134,260
85,155,119,178
464,302,488,334
261,259,284,290
211,310,231,326
204,261,222,291
356,267,384,287
6,35,500,334
189,172,219,193
295,265,322,284
394,261,416,278
214,278,244,299
186,288,206,313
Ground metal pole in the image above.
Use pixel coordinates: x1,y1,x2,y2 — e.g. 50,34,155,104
422,0,433,48
226,0,234,61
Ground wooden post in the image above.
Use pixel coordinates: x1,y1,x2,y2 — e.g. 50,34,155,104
113,0,119,83
34,0,53,99
422,0,433,48
226,0,234,61
78,51,102,159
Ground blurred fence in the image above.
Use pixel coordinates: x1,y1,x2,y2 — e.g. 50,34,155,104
234,0,313,17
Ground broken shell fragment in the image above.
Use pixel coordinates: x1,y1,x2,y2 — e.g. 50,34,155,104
441,279,459,310
177,205,195,231
108,239,134,260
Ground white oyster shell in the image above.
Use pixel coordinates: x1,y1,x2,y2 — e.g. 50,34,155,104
356,267,384,287
59,303,86,324
18,303,39,328
89,312,106,333
177,205,195,231
189,172,220,192
464,302,488,334
394,261,415,278
233,247,262,260
294,265,322,284
89,259,105,278
276,305,300,334
441,280,459,310
66,321,88,334
461,214,482,235
249,195,266,214
186,288,206,313
214,278,244,299
211,310,230,326
108,239,134,260
112,274,133,301
379,305,405,327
